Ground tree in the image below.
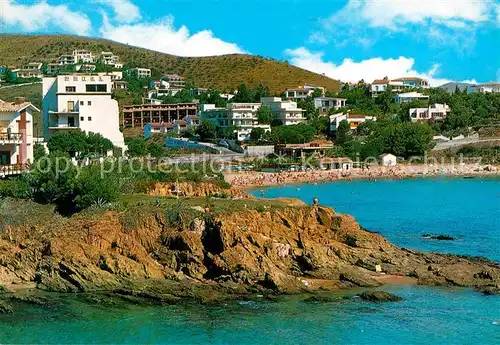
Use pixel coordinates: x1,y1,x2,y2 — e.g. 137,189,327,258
233,83,253,103
147,142,164,158
126,138,148,156
196,120,217,140
297,97,318,120
257,105,273,124
336,120,351,144
269,123,316,144
33,143,47,161
47,131,87,156
250,127,265,141
85,132,114,154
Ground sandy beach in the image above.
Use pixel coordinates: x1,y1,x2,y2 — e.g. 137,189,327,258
225,164,500,189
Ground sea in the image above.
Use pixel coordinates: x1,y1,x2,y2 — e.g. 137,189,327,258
0,178,499,344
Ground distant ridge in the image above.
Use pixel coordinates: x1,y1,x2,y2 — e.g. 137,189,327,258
438,82,475,94
0,34,341,94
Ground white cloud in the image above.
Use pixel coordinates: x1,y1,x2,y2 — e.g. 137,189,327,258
94,0,141,23
284,47,476,87
325,0,494,30
99,15,246,57
0,0,92,35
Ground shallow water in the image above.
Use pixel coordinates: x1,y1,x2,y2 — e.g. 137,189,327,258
250,177,500,261
0,178,499,344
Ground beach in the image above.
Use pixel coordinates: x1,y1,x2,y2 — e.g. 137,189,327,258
225,164,500,188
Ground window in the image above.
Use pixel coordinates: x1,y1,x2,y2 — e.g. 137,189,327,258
80,117,84,121
66,86,76,92
88,101,92,106
85,84,107,92
88,117,92,121
80,101,84,106
67,101,75,111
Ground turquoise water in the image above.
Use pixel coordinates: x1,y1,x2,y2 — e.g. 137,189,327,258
0,286,499,344
0,178,499,344
250,178,500,261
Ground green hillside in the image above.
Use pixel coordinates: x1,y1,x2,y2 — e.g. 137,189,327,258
0,35,341,94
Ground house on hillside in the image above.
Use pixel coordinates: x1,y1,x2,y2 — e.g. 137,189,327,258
42,74,125,150
314,97,347,115
123,103,197,128
409,103,450,122
329,112,376,131
394,92,429,104
128,67,151,79
200,103,270,141
261,97,306,126
371,77,430,97
0,97,38,171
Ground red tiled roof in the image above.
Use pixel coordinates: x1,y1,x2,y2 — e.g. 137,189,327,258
372,79,389,84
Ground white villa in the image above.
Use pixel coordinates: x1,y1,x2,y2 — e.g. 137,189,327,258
73,50,95,64
261,97,305,126
128,68,151,79
409,103,451,122
329,112,377,131
0,98,38,170
200,103,270,141
371,77,430,97
42,74,125,149
394,92,430,104
314,97,347,114
284,85,325,100
467,83,500,94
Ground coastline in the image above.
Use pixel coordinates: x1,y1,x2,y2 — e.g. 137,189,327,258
225,164,500,190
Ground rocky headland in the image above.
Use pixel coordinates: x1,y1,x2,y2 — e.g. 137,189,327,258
0,196,499,307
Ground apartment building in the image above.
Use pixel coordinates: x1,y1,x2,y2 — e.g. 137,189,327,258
284,85,325,100
314,97,347,115
162,74,186,89
467,83,500,94
0,98,38,169
329,112,377,131
409,103,451,122
371,77,430,97
42,74,125,149
261,97,305,126
58,54,76,65
73,50,95,64
128,67,151,79
122,103,197,128
13,62,43,79
200,103,270,141
394,92,430,104
100,52,120,65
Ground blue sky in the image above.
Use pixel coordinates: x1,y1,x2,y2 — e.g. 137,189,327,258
2,0,499,85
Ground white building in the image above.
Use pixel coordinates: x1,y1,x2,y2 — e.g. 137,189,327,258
329,112,377,131
42,75,125,149
59,54,76,65
200,103,270,141
100,52,120,65
73,50,95,64
284,87,315,100
261,97,305,126
371,77,430,97
409,103,451,122
314,97,347,114
380,153,397,166
467,83,500,94
394,92,430,104
0,98,38,168
129,68,151,79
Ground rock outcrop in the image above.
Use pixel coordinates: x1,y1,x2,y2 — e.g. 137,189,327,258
0,204,499,300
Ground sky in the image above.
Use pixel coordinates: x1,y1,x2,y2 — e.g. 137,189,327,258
1,0,499,86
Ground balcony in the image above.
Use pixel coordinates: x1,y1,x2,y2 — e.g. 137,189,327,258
0,132,23,144
48,122,79,130
0,164,27,177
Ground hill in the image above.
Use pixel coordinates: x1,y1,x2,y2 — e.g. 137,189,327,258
0,34,341,94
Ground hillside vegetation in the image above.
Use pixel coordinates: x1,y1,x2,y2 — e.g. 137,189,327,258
0,35,340,94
